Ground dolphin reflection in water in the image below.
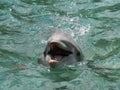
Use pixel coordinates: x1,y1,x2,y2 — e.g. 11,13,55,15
38,31,83,69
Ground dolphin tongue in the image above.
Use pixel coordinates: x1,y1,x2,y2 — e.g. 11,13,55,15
54,55,63,61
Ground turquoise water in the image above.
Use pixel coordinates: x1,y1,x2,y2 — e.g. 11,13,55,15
0,0,120,90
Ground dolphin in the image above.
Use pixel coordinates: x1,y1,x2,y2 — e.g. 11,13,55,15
38,31,83,68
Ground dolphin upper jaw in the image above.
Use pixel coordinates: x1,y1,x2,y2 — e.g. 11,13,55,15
48,40,71,51
48,41,72,57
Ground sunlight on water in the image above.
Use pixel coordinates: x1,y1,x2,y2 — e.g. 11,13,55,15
0,0,120,90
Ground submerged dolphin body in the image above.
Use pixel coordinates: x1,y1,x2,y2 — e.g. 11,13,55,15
38,31,83,68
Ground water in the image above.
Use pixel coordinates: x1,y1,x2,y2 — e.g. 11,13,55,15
0,0,120,90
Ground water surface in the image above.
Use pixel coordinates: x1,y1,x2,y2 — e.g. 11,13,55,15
0,0,120,90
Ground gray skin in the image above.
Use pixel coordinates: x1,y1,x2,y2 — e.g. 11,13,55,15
38,31,83,68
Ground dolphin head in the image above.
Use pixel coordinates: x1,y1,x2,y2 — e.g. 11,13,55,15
38,31,83,68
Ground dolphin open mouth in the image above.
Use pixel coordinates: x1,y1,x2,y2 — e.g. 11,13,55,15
48,42,72,61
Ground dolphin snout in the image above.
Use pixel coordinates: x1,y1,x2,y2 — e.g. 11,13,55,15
48,60,58,68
